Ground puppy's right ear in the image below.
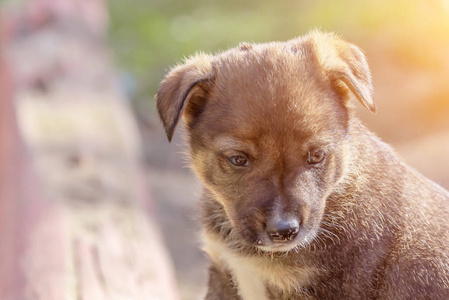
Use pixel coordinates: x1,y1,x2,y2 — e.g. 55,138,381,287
310,31,376,113
156,53,213,142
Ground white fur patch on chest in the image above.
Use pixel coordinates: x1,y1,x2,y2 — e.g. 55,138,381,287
225,252,270,300
204,234,318,299
204,235,270,300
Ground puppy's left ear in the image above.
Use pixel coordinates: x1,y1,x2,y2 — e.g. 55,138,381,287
311,32,376,113
155,53,213,142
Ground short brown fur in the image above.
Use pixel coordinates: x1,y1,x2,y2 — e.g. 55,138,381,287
156,31,449,299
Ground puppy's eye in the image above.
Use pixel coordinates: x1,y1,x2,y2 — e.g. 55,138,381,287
307,149,325,165
227,154,248,167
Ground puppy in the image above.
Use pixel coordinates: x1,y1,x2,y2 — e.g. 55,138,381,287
156,31,449,299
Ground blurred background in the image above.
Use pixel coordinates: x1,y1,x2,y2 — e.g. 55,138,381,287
1,0,449,299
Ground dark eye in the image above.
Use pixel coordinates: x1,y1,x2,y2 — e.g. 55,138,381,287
307,149,325,165
227,154,248,167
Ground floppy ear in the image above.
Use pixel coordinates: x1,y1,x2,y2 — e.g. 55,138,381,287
155,53,213,141
311,31,376,113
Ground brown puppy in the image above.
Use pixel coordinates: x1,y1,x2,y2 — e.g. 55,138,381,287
156,31,449,299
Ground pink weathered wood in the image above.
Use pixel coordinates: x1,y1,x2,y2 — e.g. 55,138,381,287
0,32,68,300
0,39,24,300
0,1,180,299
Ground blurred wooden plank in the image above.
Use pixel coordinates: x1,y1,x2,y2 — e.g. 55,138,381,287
0,27,72,300
0,36,24,300
0,0,180,299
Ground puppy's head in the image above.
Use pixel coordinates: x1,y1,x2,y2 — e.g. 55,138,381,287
156,31,375,252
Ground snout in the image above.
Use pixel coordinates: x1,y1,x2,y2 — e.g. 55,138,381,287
235,200,318,252
266,216,300,243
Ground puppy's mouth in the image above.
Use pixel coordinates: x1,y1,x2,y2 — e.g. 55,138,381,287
254,228,317,253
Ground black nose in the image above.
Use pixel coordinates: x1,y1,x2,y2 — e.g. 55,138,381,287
266,217,300,243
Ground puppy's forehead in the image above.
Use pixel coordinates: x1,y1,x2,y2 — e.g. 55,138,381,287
204,40,343,140
213,40,315,95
